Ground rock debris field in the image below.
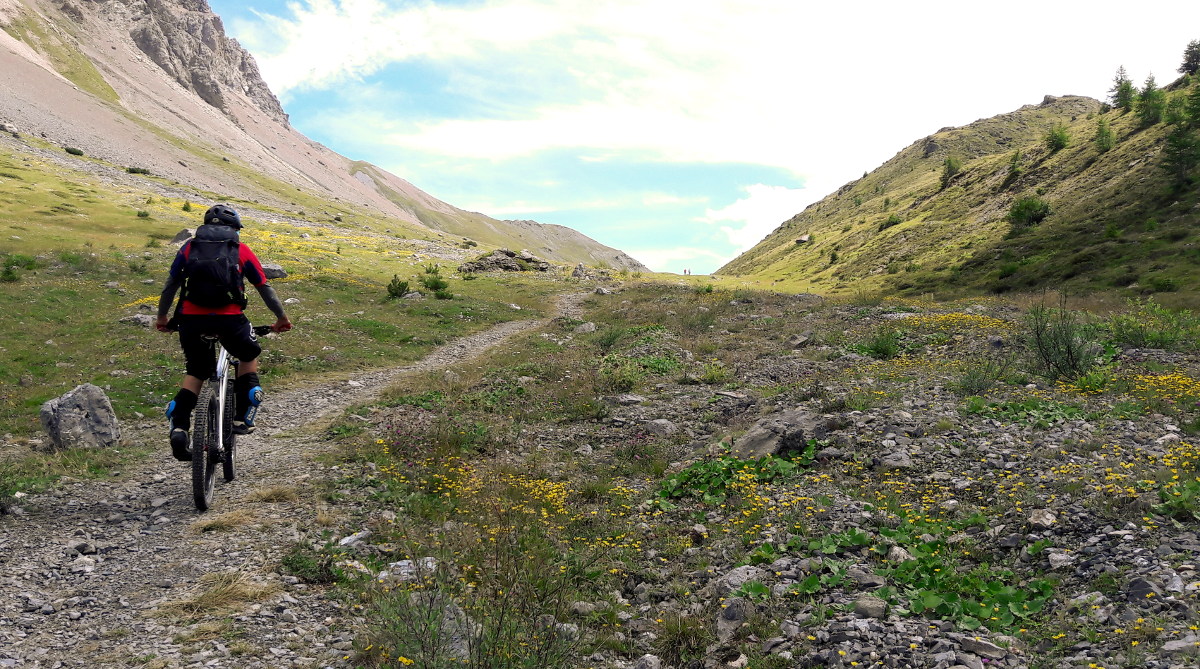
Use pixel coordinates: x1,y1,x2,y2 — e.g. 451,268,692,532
4,286,1200,669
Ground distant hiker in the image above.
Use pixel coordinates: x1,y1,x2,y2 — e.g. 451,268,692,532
155,204,292,461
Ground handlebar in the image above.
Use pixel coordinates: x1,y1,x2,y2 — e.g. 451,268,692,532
253,325,274,336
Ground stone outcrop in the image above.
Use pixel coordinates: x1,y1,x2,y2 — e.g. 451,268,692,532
732,408,831,459
457,248,550,273
114,0,288,124
38,383,121,451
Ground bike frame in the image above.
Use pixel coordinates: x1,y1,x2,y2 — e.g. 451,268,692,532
213,343,234,454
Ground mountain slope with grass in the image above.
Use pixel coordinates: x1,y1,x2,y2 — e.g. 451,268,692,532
718,81,1200,299
0,0,645,269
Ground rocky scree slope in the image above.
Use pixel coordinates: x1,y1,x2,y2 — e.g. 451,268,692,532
320,285,1200,669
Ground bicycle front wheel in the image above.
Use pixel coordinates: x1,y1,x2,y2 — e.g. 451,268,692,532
192,382,219,511
222,375,237,482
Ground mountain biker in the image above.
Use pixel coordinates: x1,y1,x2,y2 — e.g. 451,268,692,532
155,204,292,461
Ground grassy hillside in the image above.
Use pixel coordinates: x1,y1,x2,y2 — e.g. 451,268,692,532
719,81,1200,302
0,143,579,440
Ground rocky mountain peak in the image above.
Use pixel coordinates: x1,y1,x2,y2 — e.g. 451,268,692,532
83,0,288,124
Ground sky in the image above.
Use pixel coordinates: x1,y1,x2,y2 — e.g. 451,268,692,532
208,0,1200,274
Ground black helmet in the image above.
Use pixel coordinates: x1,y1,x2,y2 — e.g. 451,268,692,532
204,204,242,229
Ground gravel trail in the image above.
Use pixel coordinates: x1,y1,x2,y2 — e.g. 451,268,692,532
0,293,585,669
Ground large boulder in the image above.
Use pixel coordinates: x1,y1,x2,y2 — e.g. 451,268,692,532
261,262,288,279
733,409,830,459
39,384,121,451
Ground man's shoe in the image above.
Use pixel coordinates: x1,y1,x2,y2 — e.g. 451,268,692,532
170,428,192,461
232,420,254,435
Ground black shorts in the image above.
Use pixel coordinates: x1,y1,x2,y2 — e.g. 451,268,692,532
178,314,262,379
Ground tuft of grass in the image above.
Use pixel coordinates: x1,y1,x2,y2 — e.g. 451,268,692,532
245,485,299,503
159,572,277,619
191,509,255,533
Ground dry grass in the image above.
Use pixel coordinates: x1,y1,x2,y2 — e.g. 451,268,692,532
172,619,232,644
190,509,254,533
159,571,277,620
244,485,299,503
315,507,337,527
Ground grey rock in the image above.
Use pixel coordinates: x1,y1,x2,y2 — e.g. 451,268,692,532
1126,577,1163,602
644,419,678,437
261,262,288,279
879,451,914,470
955,636,1007,659
118,313,155,327
715,566,766,597
573,322,597,334
853,595,887,618
39,384,121,451
733,409,830,459
1027,509,1056,529
632,655,662,669
716,597,750,642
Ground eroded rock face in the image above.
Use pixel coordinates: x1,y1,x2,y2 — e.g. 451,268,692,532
111,0,288,124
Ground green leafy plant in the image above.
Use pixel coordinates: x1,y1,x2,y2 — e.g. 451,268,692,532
964,395,1084,427
732,580,772,601
657,453,806,505
64,146,84,156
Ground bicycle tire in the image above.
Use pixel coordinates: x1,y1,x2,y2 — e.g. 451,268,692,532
222,375,237,482
192,382,218,511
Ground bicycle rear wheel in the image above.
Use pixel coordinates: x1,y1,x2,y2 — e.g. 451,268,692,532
192,382,219,511
221,375,237,482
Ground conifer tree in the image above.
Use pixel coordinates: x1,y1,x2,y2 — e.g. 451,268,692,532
1094,117,1115,152
1109,66,1136,112
1181,39,1200,76
1187,82,1200,129
1161,125,1199,186
1137,74,1166,126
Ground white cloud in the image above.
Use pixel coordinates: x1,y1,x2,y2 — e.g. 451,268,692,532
701,184,816,253
236,0,1200,190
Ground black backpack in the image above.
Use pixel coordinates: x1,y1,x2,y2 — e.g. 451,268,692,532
182,224,248,309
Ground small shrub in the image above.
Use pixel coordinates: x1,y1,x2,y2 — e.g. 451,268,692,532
64,147,84,156
182,201,192,212
1044,124,1070,152
1008,196,1051,226
136,210,150,218
423,262,441,275
433,289,454,300
1107,298,1200,350
1021,303,1102,381
940,155,962,189
694,283,714,294
145,238,161,248
126,166,151,175
858,328,901,360
386,275,410,299
420,275,449,291
879,213,903,231
0,265,18,283
1148,276,1179,293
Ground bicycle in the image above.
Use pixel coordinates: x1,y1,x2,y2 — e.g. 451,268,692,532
190,324,275,511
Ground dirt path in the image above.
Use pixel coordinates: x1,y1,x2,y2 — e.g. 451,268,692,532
0,293,587,669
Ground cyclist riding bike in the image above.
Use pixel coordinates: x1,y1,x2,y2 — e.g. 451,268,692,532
155,204,292,461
